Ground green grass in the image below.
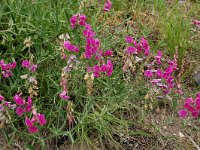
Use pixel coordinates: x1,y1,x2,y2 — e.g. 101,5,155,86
0,0,200,149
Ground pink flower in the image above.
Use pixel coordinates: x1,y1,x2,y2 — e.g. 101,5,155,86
79,14,86,21
163,66,173,79
178,109,188,118
64,41,71,50
125,36,134,43
100,64,108,72
36,113,47,126
79,14,86,26
104,0,112,12
64,41,79,53
27,97,32,105
13,94,25,105
70,14,78,28
192,111,199,118
30,64,37,72
25,105,32,112
183,97,196,114
144,70,153,78
16,107,24,116
0,104,4,111
93,72,100,77
155,50,162,65
156,69,163,77
28,126,39,133
83,29,95,38
193,20,200,26
25,118,33,127
22,60,31,68
10,62,17,69
103,50,113,56
127,46,137,55
140,37,150,56
22,59,37,72
0,95,4,101
25,97,32,112
144,48,150,56
2,70,13,78
59,90,70,100
106,60,113,77
0,60,16,72
93,65,100,72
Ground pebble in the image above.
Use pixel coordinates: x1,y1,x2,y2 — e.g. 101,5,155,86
194,71,200,85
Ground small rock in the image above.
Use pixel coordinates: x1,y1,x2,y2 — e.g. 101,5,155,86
178,132,185,138
163,126,167,129
194,71,200,85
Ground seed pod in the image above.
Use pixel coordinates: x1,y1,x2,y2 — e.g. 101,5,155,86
144,93,149,100
0,109,7,128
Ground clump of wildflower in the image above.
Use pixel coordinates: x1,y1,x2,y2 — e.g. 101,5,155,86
104,0,112,12
13,94,32,116
20,56,45,133
178,92,200,119
13,94,47,133
0,60,16,78
144,50,179,96
69,13,114,78
25,109,47,133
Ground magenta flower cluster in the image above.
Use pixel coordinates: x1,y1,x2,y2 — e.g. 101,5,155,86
179,93,200,119
13,94,47,133
25,112,47,133
70,14,86,29
64,41,79,53
0,60,16,78
104,0,112,12
67,14,114,78
14,94,32,116
125,36,150,56
144,50,179,95
22,60,37,72
87,59,113,77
